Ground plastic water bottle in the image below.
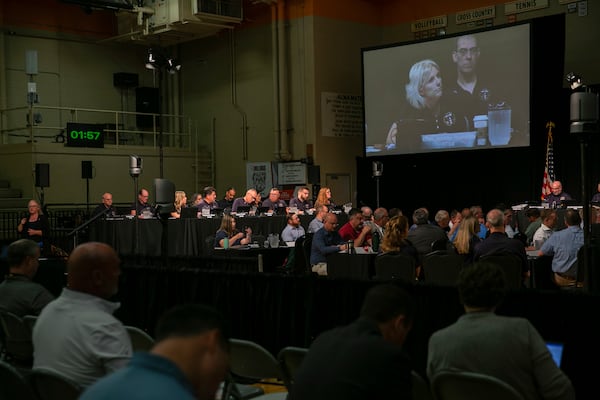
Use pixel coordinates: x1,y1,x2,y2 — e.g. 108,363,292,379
223,237,229,249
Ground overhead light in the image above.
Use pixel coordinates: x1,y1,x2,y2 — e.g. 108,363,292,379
145,49,158,70
566,72,583,90
166,58,181,74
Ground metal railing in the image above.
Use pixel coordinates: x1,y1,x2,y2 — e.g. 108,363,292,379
0,104,193,149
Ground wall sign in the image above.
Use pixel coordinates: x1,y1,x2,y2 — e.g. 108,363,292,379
65,122,104,148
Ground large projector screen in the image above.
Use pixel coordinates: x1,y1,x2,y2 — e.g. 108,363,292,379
363,23,530,156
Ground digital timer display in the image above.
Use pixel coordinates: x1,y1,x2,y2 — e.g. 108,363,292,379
65,122,105,148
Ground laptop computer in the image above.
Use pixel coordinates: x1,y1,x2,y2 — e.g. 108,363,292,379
546,341,564,367
180,207,199,219
210,207,224,217
236,205,252,214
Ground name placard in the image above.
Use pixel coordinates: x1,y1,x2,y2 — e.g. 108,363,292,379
455,6,496,24
410,15,447,33
505,0,549,15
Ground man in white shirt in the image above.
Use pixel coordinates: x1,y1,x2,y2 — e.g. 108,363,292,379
33,242,132,387
532,209,557,248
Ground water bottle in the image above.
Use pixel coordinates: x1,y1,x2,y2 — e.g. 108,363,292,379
223,237,229,249
347,240,355,254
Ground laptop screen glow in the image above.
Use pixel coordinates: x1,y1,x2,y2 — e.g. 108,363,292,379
546,341,564,367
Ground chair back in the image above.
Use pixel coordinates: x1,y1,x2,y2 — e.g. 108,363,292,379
0,360,38,400
204,235,216,256
374,251,416,282
301,233,313,272
277,346,308,391
431,238,450,252
30,368,83,400
431,370,524,400
422,251,465,286
0,311,34,365
23,315,38,332
478,253,523,289
124,325,155,352
412,370,433,400
293,236,308,274
229,338,284,382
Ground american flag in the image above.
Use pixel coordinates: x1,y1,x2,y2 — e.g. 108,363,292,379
541,122,555,199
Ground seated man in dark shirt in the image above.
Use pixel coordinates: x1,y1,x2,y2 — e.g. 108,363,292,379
289,186,314,215
91,192,117,218
291,284,415,400
544,180,572,208
473,208,529,282
130,188,155,217
0,239,54,317
260,187,288,213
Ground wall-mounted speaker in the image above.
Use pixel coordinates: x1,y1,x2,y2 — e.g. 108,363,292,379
136,87,160,128
82,160,93,179
35,163,49,187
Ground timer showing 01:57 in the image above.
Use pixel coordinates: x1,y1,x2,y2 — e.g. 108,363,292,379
70,130,101,140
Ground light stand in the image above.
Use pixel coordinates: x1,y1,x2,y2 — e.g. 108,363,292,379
130,155,143,254
567,72,598,291
372,161,383,208
145,48,181,179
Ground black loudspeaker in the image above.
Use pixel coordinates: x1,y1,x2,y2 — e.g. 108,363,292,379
35,163,50,188
136,87,160,128
82,160,93,179
308,165,321,184
113,72,139,88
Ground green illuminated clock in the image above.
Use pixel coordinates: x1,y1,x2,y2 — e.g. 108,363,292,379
65,122,104,148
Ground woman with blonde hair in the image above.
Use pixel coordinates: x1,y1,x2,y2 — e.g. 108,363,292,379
379,215,421,277
453,216,481,264
170,191,187,218
214,214,252,248
314,187,335,211
17,199,49,249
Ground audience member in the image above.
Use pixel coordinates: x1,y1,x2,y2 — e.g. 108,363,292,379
427,261,575,400
379,215,420,277
189,193,203,208
338,208,372,248
447,209,462,242
532,209,557,248
231,188,258,213
130,188,154,217
0,239,54,317
214,214,252,248
170,191,187,219
17,199,49,251
372,207,390,238
361,206,374,221
32,242,132,387
260,187,288,213
91,192,117,218
310,213,347,276
80,304,230,400
544,180,572,208
434,209,450,233
289,186,314,214
407,207,448,261
591,182,600,203
452,216,481,264
217,187,236,209
388,207,403,218
539,209,584,287
473,209,529,282
470,205,488,239
523,208,542,245
307,205,328,234
503,208,518,239
314,187,335,211
291,283,415,400
281,213,306,243
197,186,219,211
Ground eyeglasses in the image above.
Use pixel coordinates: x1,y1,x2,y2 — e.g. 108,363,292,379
456,47,480,57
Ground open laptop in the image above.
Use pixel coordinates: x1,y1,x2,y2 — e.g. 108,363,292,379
180,207,198,219
236,205,251,214
546,341,564,367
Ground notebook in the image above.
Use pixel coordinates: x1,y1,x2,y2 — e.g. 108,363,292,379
546,341,564,367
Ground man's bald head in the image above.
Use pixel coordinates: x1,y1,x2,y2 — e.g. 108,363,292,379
67,242,121,299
